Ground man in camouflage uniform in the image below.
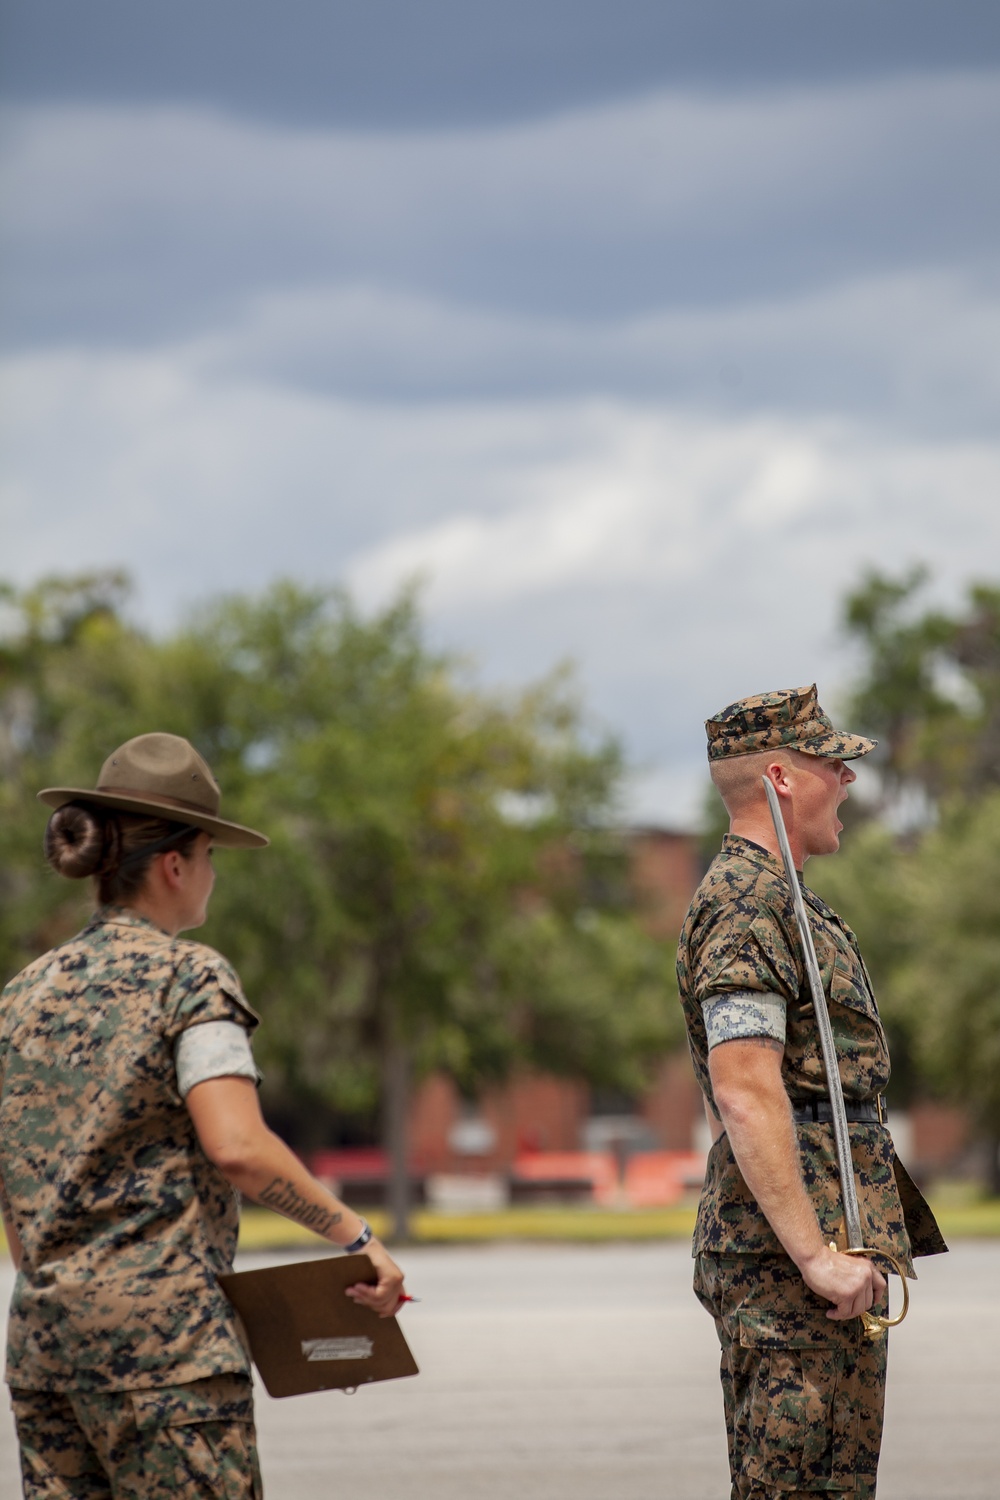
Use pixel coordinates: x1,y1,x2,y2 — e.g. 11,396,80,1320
677,686,945,1500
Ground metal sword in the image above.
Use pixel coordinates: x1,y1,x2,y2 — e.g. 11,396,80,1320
762,776,908,1339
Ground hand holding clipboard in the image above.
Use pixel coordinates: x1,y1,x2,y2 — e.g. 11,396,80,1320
219,1254,419,1398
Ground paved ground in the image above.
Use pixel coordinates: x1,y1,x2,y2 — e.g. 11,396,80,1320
0,1241,996,1498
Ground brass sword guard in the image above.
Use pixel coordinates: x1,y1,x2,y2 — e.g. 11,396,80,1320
830,1242,910,1339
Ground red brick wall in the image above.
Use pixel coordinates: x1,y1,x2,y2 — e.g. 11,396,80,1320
640,1052,703,1151
408,1070,589,1173
908,1100,970,1172
407,1073,461,1171
628,828,702,939
630,827,702,1152
407,826,704,1168
481,1072,590,1160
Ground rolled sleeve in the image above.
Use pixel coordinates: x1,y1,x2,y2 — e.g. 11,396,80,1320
702,989,787,1049
174,1020,260,1099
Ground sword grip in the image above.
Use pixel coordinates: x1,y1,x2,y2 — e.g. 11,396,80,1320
831,1243,910,1338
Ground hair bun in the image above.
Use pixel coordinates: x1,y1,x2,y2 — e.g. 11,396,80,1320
44,802,109,880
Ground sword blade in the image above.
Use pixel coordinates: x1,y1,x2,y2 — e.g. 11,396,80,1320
762,777,865,1250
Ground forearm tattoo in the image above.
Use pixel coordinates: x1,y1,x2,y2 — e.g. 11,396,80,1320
258,1177,343,1235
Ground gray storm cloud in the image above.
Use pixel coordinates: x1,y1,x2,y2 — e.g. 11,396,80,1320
3,41,999,824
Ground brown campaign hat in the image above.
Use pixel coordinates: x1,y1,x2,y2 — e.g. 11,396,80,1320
705,684,877,762
38,733,268,848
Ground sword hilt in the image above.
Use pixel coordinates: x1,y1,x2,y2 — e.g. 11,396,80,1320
830,1242,910,1339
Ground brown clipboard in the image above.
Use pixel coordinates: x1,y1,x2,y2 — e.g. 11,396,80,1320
218,1253,419,1398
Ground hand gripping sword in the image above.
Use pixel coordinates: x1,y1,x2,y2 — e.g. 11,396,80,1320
762,777,909,1340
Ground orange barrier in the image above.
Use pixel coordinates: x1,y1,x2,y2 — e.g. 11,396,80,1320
511,1151,619,1205
623,1151,706,1207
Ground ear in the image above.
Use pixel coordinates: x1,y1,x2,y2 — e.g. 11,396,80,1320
762,757,794,799
159,850,186,890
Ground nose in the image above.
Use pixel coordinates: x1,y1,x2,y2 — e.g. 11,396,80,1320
842,762,857,785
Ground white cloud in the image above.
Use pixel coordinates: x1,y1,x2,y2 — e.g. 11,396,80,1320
347,409,701,608
732,446,826,528
624,761,713,831
347,406,1000,613
5,337,999,830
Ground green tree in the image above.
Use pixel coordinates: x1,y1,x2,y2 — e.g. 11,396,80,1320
842,567,1000,805
806,823,921,1108
1,576,681,1236
949,584,1000,793
896,797,1000,1193
0,570,151,980
176,583,679,1235
832,565,1000,1188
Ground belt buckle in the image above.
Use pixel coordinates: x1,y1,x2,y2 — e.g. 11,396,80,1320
876,1094,885,1125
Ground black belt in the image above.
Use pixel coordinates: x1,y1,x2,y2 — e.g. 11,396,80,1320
790,1095,887,1125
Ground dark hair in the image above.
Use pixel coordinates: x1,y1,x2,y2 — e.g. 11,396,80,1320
44,802,201,906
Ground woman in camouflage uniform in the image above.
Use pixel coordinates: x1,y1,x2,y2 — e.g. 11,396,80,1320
0,733,405,1498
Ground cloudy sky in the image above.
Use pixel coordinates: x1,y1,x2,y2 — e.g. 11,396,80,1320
2,2,999,825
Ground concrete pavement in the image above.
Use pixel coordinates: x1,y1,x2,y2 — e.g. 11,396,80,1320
0,1241,996,1498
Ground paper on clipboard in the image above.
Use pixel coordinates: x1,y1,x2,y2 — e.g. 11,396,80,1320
218,1253,419,1398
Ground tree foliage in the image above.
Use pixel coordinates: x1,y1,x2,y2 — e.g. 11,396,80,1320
842,566,1000,804
803,566,1000,1188
0,571,144,978
806,823,921,1107
897,798,1000,1165
1,574,681,1228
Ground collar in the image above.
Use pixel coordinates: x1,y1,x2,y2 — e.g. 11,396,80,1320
719,833,836,919
87,905,172,939
720,832,790,879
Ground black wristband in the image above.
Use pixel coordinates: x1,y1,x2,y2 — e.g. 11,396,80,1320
342,1218,373,1254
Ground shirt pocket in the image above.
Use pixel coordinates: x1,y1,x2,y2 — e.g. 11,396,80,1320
828,949,891,1090
827,948,879,1022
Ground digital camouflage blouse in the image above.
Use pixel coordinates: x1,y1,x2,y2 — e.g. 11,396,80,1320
0,908,259,1392
677,835,945,1269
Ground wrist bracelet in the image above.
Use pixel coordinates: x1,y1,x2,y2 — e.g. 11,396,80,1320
342,1217,373,1254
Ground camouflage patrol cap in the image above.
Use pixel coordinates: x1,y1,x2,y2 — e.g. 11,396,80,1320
38,733,268,847
705,684,877,762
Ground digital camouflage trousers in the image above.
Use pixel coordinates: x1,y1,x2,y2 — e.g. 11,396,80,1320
694,1254,889,1499
10,1372,262,1500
